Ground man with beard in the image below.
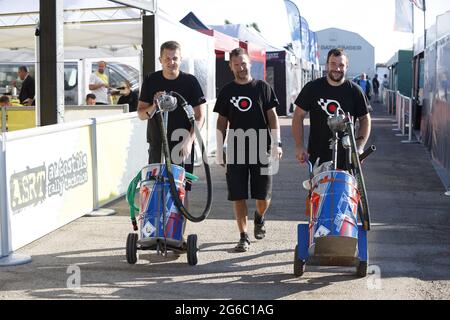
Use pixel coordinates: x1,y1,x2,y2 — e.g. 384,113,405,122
215,48,282,252
89,61,109,105
291,48,371,169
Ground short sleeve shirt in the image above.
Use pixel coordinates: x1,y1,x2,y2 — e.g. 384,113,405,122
139,71,206,146
89,72,109,104
294,77,369,166
214,79,279,164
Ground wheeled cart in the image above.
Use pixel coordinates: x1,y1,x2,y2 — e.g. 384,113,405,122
294,107,374,278
126,163,199,266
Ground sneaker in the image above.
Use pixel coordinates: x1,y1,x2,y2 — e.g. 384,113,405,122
254,212,266,240
234,237,250,252
254,221,266,240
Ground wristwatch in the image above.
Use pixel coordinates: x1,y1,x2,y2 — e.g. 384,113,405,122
277,141,282,148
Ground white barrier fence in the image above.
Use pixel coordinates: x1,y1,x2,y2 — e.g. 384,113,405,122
384,90,418,144
384,89,396,116
1,104,129,133
0,112,148,266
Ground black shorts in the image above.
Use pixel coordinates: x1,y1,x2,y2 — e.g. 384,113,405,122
148,144,194,191
226,164,272,201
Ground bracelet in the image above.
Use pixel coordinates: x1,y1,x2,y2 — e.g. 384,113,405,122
356,136,364,141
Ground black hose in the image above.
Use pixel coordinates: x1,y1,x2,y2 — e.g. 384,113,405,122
156,93,212,223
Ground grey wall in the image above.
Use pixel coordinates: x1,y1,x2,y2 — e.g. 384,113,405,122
317,28,375,80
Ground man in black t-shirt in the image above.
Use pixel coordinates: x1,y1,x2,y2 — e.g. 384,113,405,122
137,41,206,194
372,74,380,102
292,48,371,170
215,48,282,252
17,66,35,106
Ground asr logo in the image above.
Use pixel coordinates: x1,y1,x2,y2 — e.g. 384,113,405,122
10,165,47,212
9,152,89,214
230,96,252,112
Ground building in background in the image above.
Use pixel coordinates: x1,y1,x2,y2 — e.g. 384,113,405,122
316,27,375,80
385,50,413,97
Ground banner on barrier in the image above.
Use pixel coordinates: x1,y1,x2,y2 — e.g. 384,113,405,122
5,125,94,250
0,134,5,255
96,116,148,206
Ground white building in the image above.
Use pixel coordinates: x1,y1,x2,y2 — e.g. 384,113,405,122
316,28,375,80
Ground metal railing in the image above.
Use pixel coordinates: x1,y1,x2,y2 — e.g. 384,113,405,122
384,90,418,144
384,89,396,116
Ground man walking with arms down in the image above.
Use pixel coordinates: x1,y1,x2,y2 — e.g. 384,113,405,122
292,48,371,170
215,48,282,252
137,41,206,207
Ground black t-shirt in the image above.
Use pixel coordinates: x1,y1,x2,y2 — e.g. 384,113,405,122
139,71,206,147
294,77,369,167
214,79,279,164
19,75,35,104
372,77,380,89
118,90,138,112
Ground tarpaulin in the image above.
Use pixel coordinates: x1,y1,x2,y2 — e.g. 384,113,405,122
420,10,450,184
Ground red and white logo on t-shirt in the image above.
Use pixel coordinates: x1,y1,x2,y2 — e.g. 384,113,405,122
230,96,252,112
317,98,341,116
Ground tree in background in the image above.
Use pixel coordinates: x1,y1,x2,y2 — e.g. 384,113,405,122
223,19,261,33
247,22,260,32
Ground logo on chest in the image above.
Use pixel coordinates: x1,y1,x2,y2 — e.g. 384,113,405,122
317,98,342,116
230,96,252,112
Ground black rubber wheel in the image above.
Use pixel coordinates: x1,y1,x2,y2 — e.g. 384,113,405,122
187,234,198,266
126,233,138,264
294,245,306,277
357,261,368,277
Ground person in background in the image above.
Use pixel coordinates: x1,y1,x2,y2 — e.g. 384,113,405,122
85,93,96,106
381,74,389,104
89,61,109,105
117,80,138,112
0,95,11,107
356,73,372,102
292,48,371,170
0,95,11,131
382,74,389,90
372,74,380,102
17,66,35,106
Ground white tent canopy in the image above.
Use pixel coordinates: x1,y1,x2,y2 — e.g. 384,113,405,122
0,0,147,61
209,23,285,52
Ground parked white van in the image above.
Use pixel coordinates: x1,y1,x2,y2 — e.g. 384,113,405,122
0,60,140,105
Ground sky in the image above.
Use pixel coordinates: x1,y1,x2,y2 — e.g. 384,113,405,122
158,0,450,63
0,0,448,63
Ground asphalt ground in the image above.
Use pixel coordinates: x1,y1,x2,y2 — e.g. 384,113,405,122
1,101,449,301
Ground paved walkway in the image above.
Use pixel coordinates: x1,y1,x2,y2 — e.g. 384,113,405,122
1,101,449,300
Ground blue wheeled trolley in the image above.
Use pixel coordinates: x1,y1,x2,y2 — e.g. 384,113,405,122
126,163,200,265
294,108,374,277
294,168,369,277
125,92,212,266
